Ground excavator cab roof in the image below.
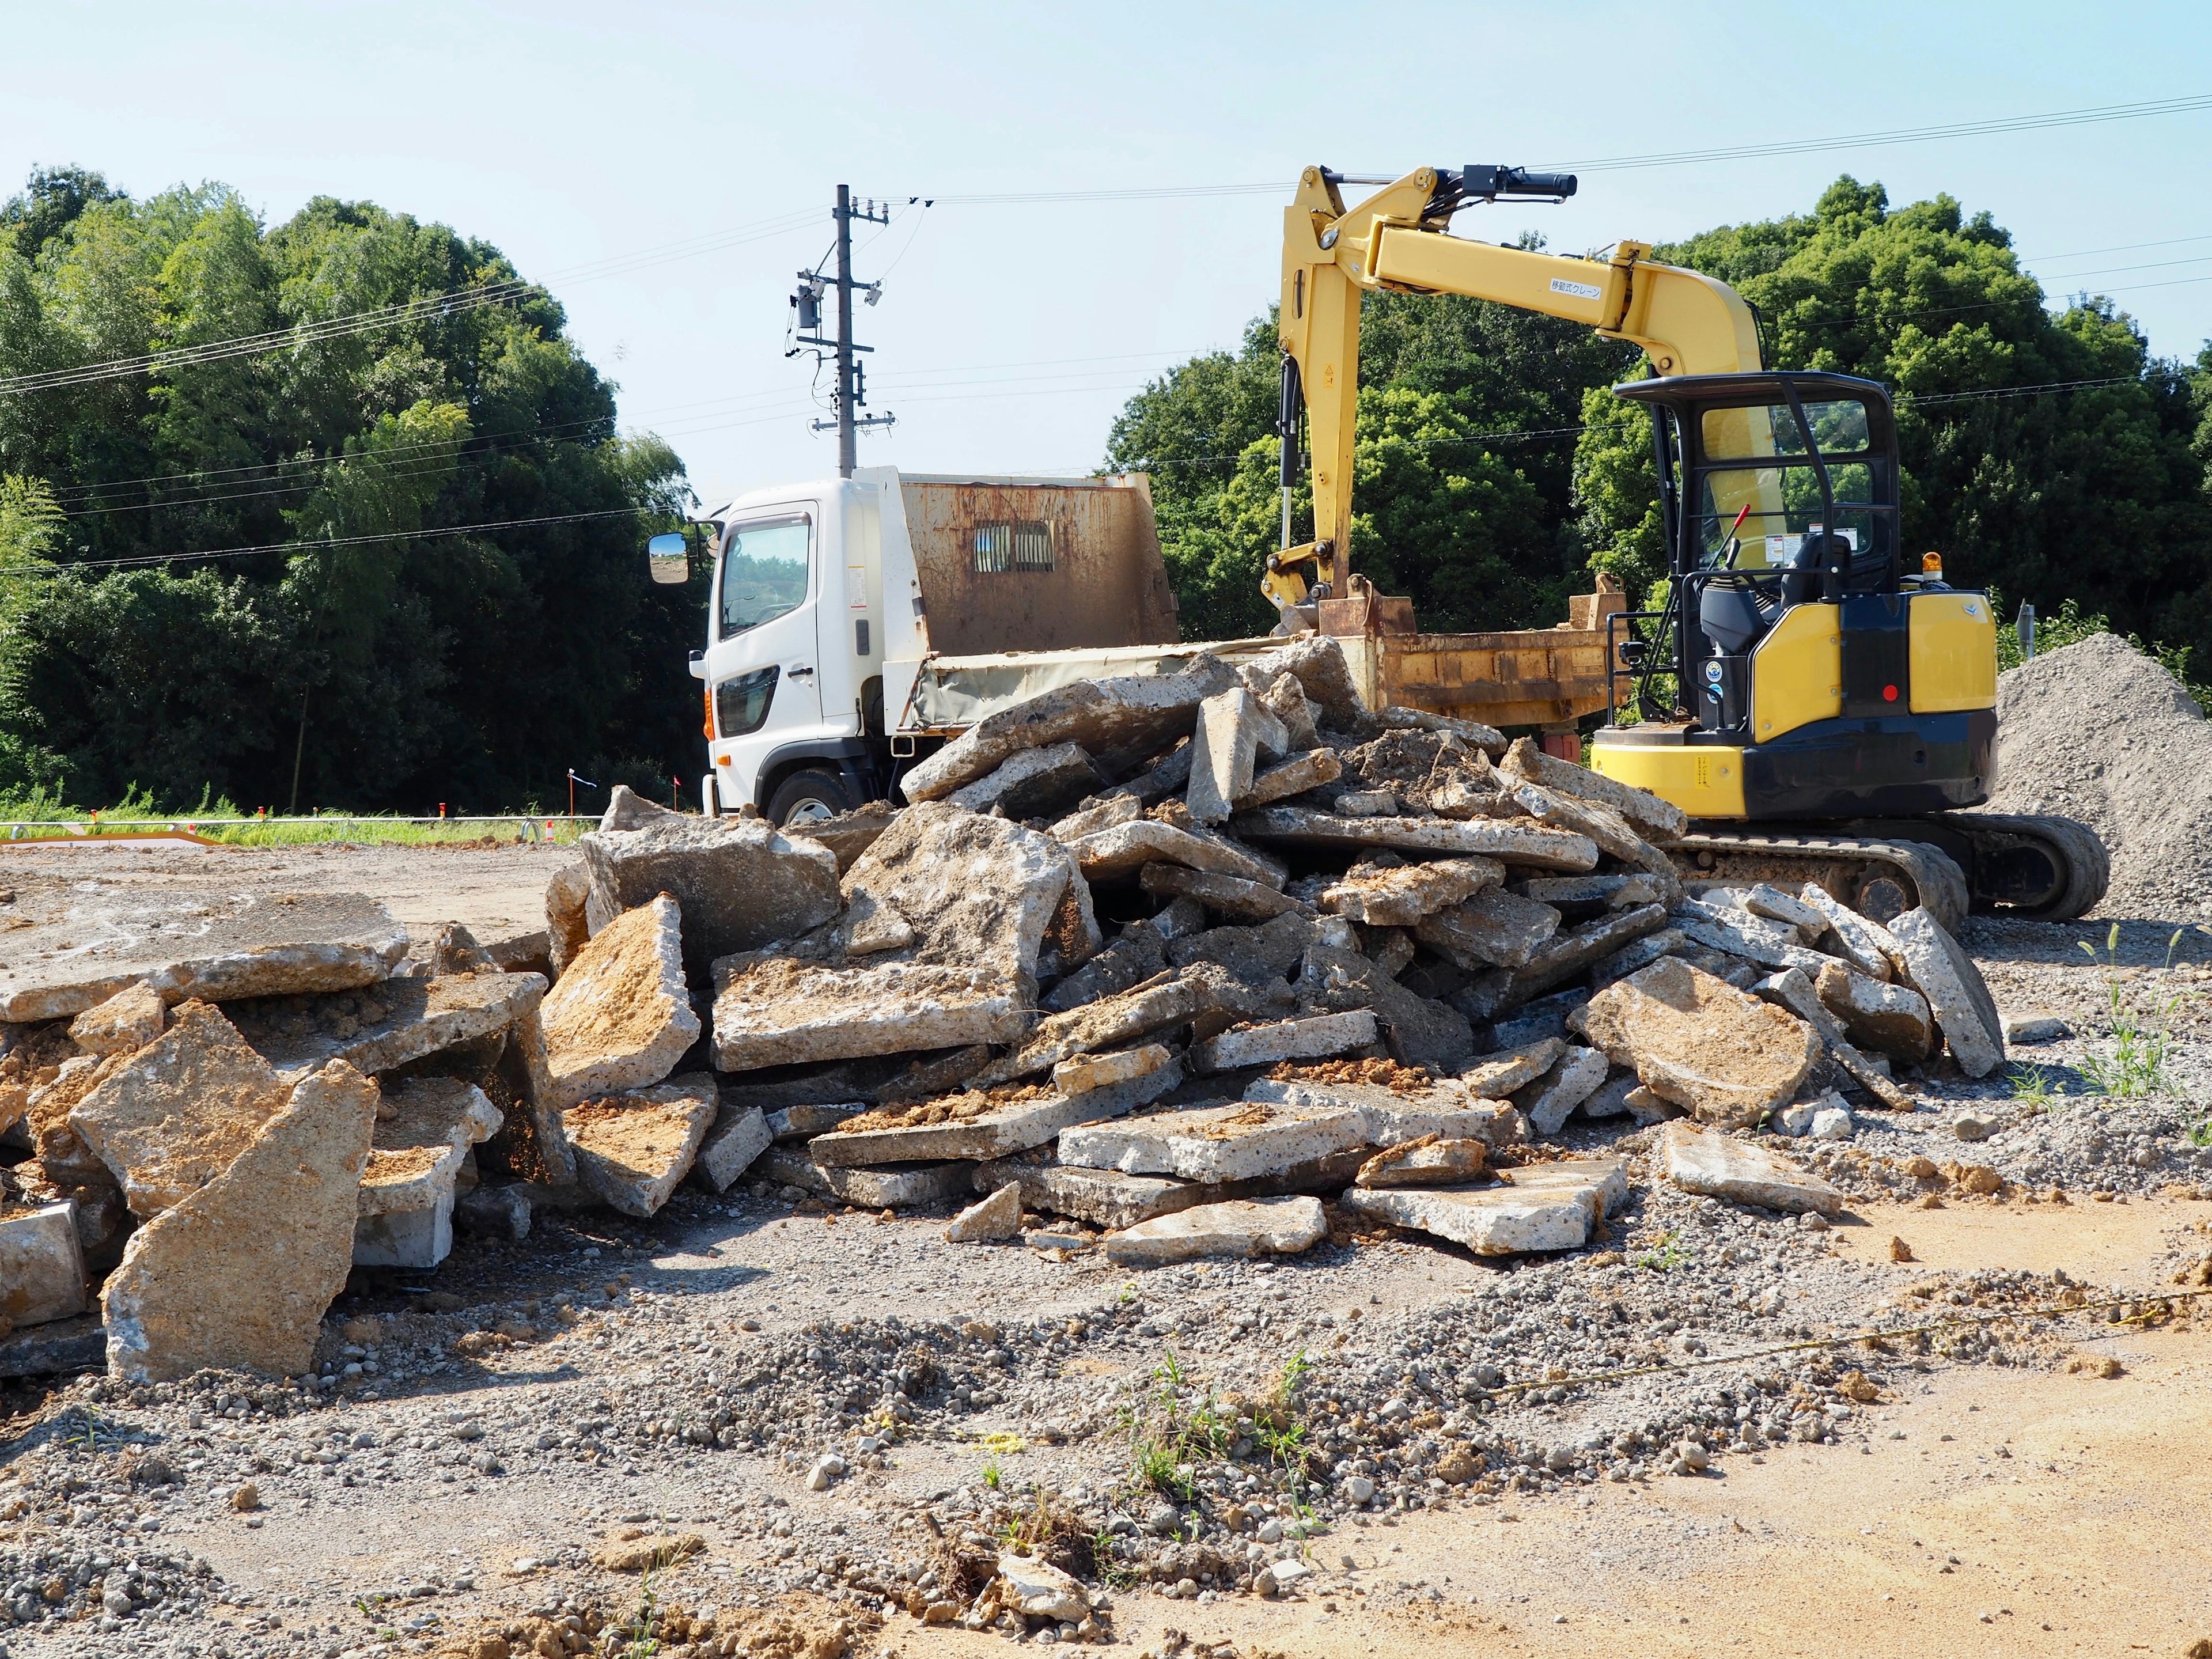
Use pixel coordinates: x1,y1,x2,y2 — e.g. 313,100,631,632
1611,368,1893,429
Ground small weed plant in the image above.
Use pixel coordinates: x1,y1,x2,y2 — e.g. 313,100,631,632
1636,1230,1692,1272
2009,1064,2061,1109
2077,923,2191,1099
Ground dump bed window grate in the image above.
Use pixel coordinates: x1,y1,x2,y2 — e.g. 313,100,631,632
973,520,1054,573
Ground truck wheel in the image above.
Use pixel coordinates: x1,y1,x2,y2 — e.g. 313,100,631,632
766,767,855,828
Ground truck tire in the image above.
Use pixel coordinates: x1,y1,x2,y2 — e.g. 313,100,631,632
766,767,855,828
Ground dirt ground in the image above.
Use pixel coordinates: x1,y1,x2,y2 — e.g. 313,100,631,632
7,843,2212,1659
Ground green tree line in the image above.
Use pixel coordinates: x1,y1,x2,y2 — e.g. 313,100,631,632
1108,177,2212,676
0,166,704,816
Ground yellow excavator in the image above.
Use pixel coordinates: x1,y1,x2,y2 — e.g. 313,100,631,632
1273,163,2107,923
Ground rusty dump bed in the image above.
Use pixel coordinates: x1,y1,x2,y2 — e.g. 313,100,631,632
900,475,1181,657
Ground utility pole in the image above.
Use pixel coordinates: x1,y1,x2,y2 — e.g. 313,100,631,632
791,185,895,476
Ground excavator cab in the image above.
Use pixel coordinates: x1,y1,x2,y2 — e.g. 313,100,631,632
1592,369,1999,820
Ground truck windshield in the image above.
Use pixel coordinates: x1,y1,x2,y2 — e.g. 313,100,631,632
719,515,810,638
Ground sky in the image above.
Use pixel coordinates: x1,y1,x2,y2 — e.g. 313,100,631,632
6,0,2212,511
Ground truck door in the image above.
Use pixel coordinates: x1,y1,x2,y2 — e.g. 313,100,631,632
705,507,823,808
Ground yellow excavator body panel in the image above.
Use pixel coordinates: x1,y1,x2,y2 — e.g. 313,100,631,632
1587,737,1748,818
1909,591,1998,713
1750,603,1842,742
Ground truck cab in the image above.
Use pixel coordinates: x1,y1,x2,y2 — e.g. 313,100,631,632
684,468,1183,823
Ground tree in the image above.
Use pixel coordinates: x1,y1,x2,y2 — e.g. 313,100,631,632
0,171,698,812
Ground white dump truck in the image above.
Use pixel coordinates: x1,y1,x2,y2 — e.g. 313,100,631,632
654,465,1622,825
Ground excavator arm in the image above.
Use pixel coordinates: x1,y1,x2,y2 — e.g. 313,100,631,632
1268,164,1766,608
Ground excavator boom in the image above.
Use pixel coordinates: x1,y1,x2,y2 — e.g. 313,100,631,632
1272,164,1763,604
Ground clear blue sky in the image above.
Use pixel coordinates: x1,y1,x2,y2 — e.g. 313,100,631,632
6,0,2210,509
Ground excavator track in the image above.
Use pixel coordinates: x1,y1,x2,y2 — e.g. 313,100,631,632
1666,831,1972,932
1666,812,2111,928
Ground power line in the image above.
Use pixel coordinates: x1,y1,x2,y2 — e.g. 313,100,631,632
19,507,653,577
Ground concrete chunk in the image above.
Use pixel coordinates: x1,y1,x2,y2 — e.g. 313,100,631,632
0,877,410,1022
1794,884,1903,980
1061,1099,1370,1183
231,971,548,1082
975,1146,1368,1228
1051,1043,1175,1096
1234,747,1343,810
1065,818,1287,888
1240,634,1365,722
1755,968,1916,1112
540,895,699,1108
1043,921,1167,1013
1245,1076,1519,1146
1671,898,1836,975
70,1000,292,1218
1232,807,1599,872
756,1145,972,1208
1339,1158,1627,1255
975,974,1205,1085
945,1183,1023,1243
102,1059,378,1383
1298,945,1475,1071
695,1102,772,1191
1815,960,1933,1060
0,1203,88,1327
1743,883,1828,937
65,983,167,1057
1499,736,1687,840
713,958,1031,1072
1512,874,1658,914
1104,1196,1326,1267
1188,687,1290,824
1517,1045,1611,1136
1415,888,1561,970
1657,1120,1844,1216
1139,863,1312,923
563,1074,719,1217
1570,957,1820,1128
1460,1039,1565,1097
353,1078,502,1269
1190,1010,1377,1073
1354,1134,1487,1188
948,742,1102,819
1317,857,1503,927
902,656,1241,801
546,864,592,976
812,1059,1182,1166
1459,903,1673,1015
1888,908,2005,1078
835,802,1075,975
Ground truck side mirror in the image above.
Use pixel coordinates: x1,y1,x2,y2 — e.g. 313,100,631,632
647,532,690,585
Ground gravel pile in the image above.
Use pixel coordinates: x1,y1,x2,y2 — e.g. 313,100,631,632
1980,632,2212,921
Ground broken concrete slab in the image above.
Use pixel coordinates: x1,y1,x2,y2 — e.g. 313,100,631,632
65,983,166,1057
787,801,900,874
695,1103,771,1191
1339,1158,1627,1255
1457,903,1674,1016
102,1059,377,1383
1335,790,1400,817
1815,960,1933,1060
1187,687,1290,824
1373,704,1510,757
1103,1195,1327,1267
0,1310,104,1378
902,656,1241,801
0,1202,87,1327
878,1044,998,1105
1190,1010,1377,1074
1657,1121,1844,1217
540,894,699,1108
1460,1039,1565,1098
995,1552,1092,1622
713,957,1032,1073
1247,666,1320,752
1245,1076,1520,1147
756,1145,972,1209
1671,898,1836,976
1139,863,1312,923
945,1183,1023,1243
353,1078,503,1270
973,1146,1369,1229
579,816,840,974
1498,736,1687,840
546,864,592,975
1051,1043,1175,1097
1317,857,1503,927
1231,807,1598,872
229,971,548,1082
1064,818,1287,889
1742,884,1828,938
0,877,411,1022
1517,1045,1611,1136
456,1183,532,1241
1299,945,1476,1071
1414,887,1562,971
1569,957,1821,1129
1589,926,1685,990
1233,747,1343,812
1168,911,1316,984
973,973,1209,1086
1793,884,1902,980
1512,873,1659,915
1241,633,1365,724
1038,849,1103,980
70,1000,292,1217
1888,908,2005,1078
836,802,1075,976
1753,968,1915,1112
947,742,1102,820
562,1075,719,1218
1354,1134,1487,1188
1488,991,1590,1051
766,1101,862,1140
811,1059,1183,1166
1043,922,1166,1014
1061,1098,1370,1184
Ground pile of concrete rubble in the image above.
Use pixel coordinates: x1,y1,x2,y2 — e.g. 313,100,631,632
0,634,2012,1382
